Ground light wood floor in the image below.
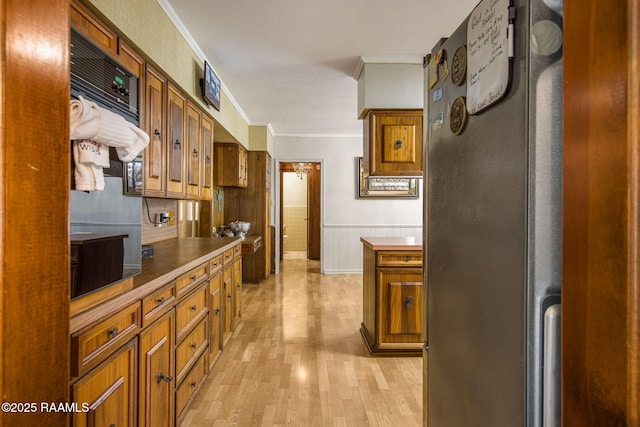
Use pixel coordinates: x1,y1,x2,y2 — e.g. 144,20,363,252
183,259,423,426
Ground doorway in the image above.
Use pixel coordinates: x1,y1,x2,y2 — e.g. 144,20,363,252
279,162,321,264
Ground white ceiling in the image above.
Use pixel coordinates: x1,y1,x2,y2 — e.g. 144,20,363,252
163,0,479,137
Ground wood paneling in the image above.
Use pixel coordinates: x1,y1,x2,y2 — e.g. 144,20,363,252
562,0,640,424
1,0,70,424
307,164,321,260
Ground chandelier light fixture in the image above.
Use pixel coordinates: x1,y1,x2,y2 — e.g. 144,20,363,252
293,162,312,179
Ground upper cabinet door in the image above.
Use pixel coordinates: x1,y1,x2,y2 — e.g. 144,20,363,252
214,143,247,188
166,84,186,198
143,66,166,197
364,109,423,177
200,115,214,200
186,102,201,199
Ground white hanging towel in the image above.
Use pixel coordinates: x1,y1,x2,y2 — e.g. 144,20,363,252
72,140,106,191
70,96,149,161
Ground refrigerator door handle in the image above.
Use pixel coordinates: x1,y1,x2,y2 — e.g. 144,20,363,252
543,303,561,427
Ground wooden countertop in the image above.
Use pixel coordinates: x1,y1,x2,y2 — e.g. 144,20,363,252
360,236,422,251
70,237,241,333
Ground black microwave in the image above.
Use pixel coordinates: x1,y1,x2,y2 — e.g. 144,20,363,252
70,28,139,126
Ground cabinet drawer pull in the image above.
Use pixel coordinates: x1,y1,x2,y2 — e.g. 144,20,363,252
405,297,414,308
157,297,165,305
406,256,412,262
191,305,197,311
191,342,197,350
191,275,197,282
107,327,119,339
156,372,173,384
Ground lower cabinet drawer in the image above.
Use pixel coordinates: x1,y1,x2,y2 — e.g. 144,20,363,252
142,281,176,328
175,318,208,385
176,283,208,343
71,301,141,377
377,251,423,267
176,353,207,424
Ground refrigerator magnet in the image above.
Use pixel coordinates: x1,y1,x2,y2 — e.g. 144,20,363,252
450,97,467,135
428,54,440,88
431,112,444,132
433,87,443,102
451,45,467,86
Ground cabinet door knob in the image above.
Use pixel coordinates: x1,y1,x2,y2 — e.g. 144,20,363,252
191,305,197,311
395,140,403,149
156,372,173,384
154,128,161,138
215,307,221,315
190,381,197,388
191,342,197,349
107,327,118,339
405,297,414,308
227,294,232,301
174,139,181,148
193,148,198,158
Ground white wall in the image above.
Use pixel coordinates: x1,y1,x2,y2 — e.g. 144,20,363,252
274,135,422,273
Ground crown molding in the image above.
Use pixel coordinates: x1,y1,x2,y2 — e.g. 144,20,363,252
156,0,251,125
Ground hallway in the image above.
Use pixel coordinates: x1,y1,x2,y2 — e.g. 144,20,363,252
183,259,423,426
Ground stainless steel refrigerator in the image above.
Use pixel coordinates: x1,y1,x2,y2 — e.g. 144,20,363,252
423,0,563,425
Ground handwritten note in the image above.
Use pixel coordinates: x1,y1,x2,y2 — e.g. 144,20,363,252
466,0,511,114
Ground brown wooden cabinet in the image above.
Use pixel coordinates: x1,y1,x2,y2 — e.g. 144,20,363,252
208,267,223,368
221,258,233,345
166,84,186,198
360,238,423,355
139,310,175,427
185,103,201,199
71,338,138,427
143,65,167,197
363,109,423,177
215,142,247,187
232,256,242,329
225,151,272,283
200,115,214,200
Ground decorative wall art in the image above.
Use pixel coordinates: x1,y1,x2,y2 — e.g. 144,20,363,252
356,157,419,199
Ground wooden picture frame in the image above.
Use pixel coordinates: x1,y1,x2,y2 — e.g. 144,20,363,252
356,157,419,198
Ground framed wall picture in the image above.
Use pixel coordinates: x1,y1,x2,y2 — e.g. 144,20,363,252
356,157,419,198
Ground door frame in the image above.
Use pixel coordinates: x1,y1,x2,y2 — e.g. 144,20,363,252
274,159,324,274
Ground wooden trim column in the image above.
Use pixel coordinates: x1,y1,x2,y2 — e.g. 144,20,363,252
562,0,640,424
1,0,71,424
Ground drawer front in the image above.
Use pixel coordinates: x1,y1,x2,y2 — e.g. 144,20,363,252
175,318,208,385
176,262,209,298
233,244,241,258
71,301,141,377
176,353,207,422
142,281,176,327
377,251,423,267
222,248,234,266
209,254,224,276
175,284,208,343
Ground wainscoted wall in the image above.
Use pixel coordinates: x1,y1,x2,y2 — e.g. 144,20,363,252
323,224,422,273
274,135,424,275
